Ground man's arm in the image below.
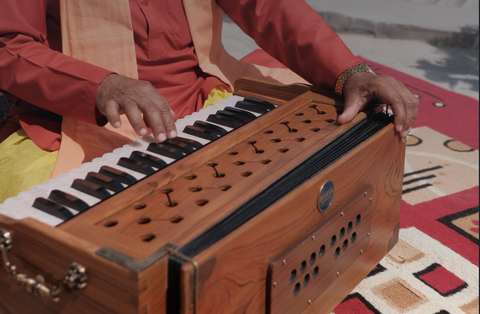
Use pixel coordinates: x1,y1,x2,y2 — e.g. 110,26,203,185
0,0,176,142
0,0,112,126
218,0,418,138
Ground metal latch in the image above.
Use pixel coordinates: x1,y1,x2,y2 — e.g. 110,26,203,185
0,228,87,302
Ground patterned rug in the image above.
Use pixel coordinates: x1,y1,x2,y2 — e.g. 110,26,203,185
333,58,479,314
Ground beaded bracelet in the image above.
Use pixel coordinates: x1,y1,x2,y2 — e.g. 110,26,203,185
334,64,376,96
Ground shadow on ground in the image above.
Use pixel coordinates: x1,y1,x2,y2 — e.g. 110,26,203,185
415,45,479,93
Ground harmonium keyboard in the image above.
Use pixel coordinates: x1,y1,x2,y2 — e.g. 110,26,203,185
0,78,405,314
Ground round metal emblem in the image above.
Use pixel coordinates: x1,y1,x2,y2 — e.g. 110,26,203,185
318,180,334,212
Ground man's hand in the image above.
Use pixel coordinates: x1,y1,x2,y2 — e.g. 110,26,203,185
337,72,419,138
96,74,177,142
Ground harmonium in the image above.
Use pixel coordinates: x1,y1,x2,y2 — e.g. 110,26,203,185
0,78,405,314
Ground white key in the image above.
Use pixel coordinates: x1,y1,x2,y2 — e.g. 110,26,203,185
0,96,262,224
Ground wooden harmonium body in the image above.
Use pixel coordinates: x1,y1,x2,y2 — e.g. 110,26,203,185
0,78,405,314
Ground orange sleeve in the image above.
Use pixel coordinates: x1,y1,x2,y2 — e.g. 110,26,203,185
217,0,362,90
0,0,112,126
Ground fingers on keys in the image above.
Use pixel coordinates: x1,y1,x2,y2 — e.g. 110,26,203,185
373,76,418,138
97,75,177,142
341,73,418,139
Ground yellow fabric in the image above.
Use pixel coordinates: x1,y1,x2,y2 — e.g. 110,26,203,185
0,129,58,203
203,85,233,109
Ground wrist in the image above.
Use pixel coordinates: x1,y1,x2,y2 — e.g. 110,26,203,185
334,64,375,96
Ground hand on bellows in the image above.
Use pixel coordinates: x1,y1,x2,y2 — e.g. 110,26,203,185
337,72,418,138
96,74,177,142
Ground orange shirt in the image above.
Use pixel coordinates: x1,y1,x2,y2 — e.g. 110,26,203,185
0,0,361,151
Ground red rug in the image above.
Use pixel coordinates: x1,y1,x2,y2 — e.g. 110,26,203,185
332,58,479,314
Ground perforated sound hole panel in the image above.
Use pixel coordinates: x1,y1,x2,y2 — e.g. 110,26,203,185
95,101,340,246
267,186,373,314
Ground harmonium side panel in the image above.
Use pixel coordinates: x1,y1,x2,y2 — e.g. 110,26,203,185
177,123,405,314
0,216,168,314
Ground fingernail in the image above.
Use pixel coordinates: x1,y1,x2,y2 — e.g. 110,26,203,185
139,128,148,136
113,121,121,128
170,130,177,138
402,137,407,144
157,133,166,142
401,127,412,138
397,125,403,133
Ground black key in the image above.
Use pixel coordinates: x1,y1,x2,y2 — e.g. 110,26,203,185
207,114,242,129
85,172,125,192
183,125,220,141
130,151,168,169
147,143,186,160
99,166,137,186
72,179,111,200
235,101,269,114
223,107,257,122
162,139,194,154
173,136,203,149
216,110,247,125
193,120,228,135
48,190,89,212
117,157,156,175
33,198,74,220
243,97,276,110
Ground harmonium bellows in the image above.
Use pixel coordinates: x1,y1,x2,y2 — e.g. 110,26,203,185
0,78,405,314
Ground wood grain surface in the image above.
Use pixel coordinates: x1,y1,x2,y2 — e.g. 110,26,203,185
179,123,404,314
0,79,404,314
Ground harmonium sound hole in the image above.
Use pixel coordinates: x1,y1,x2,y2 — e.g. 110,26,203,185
334,247,340,259
330,235,337,247
319,245,325,257
356,214,362,225
351,232,357,244
219,185,231,191
347,221,353,233
138,217,151,224
293,283,301,296
141,233,156,242
189,186,202,192
196,199,209,206
303,274,310,287
134,202,147,210
299,261,307,274
170,216,184,223
104,220,118,227
289,269,297,283
184,174,197,180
